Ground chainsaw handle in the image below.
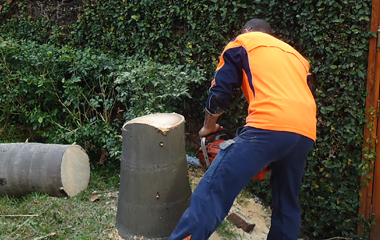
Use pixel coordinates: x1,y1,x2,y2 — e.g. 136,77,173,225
200,129,234,169
200,137,211,168
202,128,234,143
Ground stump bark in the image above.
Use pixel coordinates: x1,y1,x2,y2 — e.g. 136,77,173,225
116,113,192,240
0,143,90,197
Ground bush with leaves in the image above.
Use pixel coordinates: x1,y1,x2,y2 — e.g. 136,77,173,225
114,60,204,120
0,38,204,162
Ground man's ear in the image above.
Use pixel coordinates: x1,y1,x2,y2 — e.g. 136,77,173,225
243,29,249,33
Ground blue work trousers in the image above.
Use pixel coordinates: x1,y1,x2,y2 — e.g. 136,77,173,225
168,127,314,240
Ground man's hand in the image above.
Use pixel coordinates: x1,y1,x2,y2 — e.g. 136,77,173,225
199,110,223,138
199,124,223,138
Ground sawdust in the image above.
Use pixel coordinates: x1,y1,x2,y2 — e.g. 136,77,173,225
188,165,272,240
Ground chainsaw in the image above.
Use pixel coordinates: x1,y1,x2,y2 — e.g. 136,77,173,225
198,129,270,181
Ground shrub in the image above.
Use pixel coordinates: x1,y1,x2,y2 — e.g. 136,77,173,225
0,38,204,163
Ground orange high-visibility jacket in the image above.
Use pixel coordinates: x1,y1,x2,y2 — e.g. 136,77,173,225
207,32,317,141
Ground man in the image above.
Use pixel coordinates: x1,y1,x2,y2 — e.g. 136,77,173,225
169,18,316,240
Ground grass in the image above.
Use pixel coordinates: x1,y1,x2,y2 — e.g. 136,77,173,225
0,154,243,240
0,163,120,240
216,220,240,240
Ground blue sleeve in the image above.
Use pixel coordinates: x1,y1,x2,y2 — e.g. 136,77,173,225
206,46,247,115
307,73,314,93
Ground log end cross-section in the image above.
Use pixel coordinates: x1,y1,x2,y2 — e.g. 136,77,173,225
61,145,91,197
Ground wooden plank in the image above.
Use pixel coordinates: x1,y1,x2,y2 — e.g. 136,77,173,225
372,4,380,239
373,72,380,239
372,50,380,240
359,0,380,236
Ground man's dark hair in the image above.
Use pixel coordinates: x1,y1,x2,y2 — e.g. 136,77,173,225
241,19,273,34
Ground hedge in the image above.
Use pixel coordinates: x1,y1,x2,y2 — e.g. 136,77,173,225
0,0,375,238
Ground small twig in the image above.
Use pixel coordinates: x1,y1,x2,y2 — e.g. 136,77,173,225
80,92,106,122
10,218,30,236
0,51,13,75
0,214,39,217
32,232,57,240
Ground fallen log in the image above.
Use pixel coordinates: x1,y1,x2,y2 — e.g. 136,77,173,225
0,143,90,197
116,113,192,240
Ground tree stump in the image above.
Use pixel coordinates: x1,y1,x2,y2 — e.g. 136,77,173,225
116,113,192,240
0,143,90,197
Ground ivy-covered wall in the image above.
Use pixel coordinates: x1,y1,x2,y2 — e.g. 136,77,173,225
0,0,375,238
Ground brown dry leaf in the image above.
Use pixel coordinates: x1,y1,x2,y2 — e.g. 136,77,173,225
0,5,3,11
90,193,100,202
7,0,12,4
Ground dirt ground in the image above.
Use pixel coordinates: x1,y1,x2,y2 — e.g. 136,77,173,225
188,165,272,240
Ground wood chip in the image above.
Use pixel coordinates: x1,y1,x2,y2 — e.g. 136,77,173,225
227,212,255,233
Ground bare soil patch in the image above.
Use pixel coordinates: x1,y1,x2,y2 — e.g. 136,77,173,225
188,165,272,240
